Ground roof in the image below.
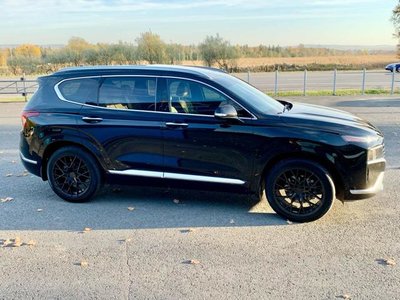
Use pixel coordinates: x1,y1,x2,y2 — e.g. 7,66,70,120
52,64,227,79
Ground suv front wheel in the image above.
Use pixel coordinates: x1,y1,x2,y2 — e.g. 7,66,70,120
263,159,335,222
47,146,101,202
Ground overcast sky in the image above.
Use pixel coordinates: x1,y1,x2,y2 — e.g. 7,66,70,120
0,0,397,46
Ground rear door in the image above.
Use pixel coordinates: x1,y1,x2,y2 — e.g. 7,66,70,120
77,76,164,176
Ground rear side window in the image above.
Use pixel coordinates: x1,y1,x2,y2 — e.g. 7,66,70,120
98,77,156,111
57,78,100,105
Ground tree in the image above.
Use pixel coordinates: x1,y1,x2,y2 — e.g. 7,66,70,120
392,1,400,56
0,49,8,66
7,55,40,74
14,44,41,58
198,34,238,70
136,32,167,64
7,44,42,74
64,37,93,66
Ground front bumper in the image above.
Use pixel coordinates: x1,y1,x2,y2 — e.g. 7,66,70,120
350,171,384,195
345,156,385,200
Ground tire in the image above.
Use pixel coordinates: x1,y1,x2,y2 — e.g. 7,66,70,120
263,159,335,223
47,146,102,202
396,67,400,73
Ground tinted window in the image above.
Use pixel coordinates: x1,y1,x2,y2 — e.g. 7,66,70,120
98,77,156,111
58,78,99,104
213,73,284,115
165,79,251,117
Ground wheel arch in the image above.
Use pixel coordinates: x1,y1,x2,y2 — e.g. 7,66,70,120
40,141,107,181
259,152,345,200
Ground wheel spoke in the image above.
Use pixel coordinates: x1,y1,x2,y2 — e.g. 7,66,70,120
273,167,325,216
52,154,91,197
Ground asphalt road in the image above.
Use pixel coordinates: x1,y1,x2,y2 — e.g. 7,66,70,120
0,97,399,299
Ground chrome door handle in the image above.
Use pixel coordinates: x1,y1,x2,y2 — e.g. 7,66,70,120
82,117,103,123
165,122,188,128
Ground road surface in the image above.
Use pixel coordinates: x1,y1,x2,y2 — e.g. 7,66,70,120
0,96,399,299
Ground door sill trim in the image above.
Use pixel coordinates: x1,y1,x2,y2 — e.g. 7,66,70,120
108,169,245,185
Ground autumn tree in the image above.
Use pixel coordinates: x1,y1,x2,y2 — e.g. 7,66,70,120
14,44,41,58
7,44,42,74
198,34,238,70
136,32,167,64
0,49,8,66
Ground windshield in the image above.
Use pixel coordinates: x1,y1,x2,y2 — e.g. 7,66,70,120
214,73,284,115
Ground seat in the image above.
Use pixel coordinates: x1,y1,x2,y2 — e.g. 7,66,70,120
171,82,193,113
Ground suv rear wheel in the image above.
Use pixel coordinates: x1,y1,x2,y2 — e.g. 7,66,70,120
263,159,335,222
47,146,101,202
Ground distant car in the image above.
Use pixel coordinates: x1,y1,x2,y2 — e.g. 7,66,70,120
20,65,385,222
385,63,400,72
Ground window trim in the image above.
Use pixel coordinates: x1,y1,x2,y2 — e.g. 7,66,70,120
54,75,257,120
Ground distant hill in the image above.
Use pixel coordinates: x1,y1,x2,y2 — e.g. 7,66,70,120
304,44,396,52
0,44,64,49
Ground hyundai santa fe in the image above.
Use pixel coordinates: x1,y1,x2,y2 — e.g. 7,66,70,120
20,65,385,222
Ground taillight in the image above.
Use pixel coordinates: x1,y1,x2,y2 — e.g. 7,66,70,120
21,111,39,128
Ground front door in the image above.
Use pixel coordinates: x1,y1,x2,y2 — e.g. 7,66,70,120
157,78,258,186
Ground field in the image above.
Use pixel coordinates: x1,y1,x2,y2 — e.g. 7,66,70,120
183,54,398,71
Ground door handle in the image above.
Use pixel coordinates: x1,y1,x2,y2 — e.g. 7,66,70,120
165,122,188,128
82,117,103,123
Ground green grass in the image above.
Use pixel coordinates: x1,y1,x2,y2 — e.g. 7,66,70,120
266,88,400,97
0,96,30,102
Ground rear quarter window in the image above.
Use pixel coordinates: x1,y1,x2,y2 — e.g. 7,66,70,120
57,78,100,105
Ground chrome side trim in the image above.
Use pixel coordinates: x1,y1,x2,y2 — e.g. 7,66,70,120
350,172,384,195
108,169,163,178
20,152,38,165
163,172,245,185
367,157,386,165
54,75,257,120
108,169,245,185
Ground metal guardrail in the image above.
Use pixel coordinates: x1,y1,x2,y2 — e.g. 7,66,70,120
0,75,38,101
235,69,399,96
1,70,398,101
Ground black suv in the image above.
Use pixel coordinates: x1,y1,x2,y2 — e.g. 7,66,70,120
20,65,385,222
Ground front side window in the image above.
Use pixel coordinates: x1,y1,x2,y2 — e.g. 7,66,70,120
163,79,251,117
58,78,99,105
98,77,156,111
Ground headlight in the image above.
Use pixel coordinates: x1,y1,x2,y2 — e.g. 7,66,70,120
367,145,384,161
342,135,378,144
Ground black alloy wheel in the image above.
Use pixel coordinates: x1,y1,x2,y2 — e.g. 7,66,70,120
264,159,335,222
47,146,101,202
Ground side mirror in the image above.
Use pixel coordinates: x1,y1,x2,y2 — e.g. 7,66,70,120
214,104,238,120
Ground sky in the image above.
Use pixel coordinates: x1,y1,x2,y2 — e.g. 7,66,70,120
0,0,397,46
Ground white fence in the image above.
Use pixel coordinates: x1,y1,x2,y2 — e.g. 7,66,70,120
233,69,398,96
0,70,398,101
0,75,38,101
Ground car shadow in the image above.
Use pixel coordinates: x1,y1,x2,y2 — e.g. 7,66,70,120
0,184,289,231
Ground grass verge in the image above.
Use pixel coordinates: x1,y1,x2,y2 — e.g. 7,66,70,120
266,88,400,97
0,96,30,102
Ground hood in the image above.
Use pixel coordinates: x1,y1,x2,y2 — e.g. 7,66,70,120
280,102,382,137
